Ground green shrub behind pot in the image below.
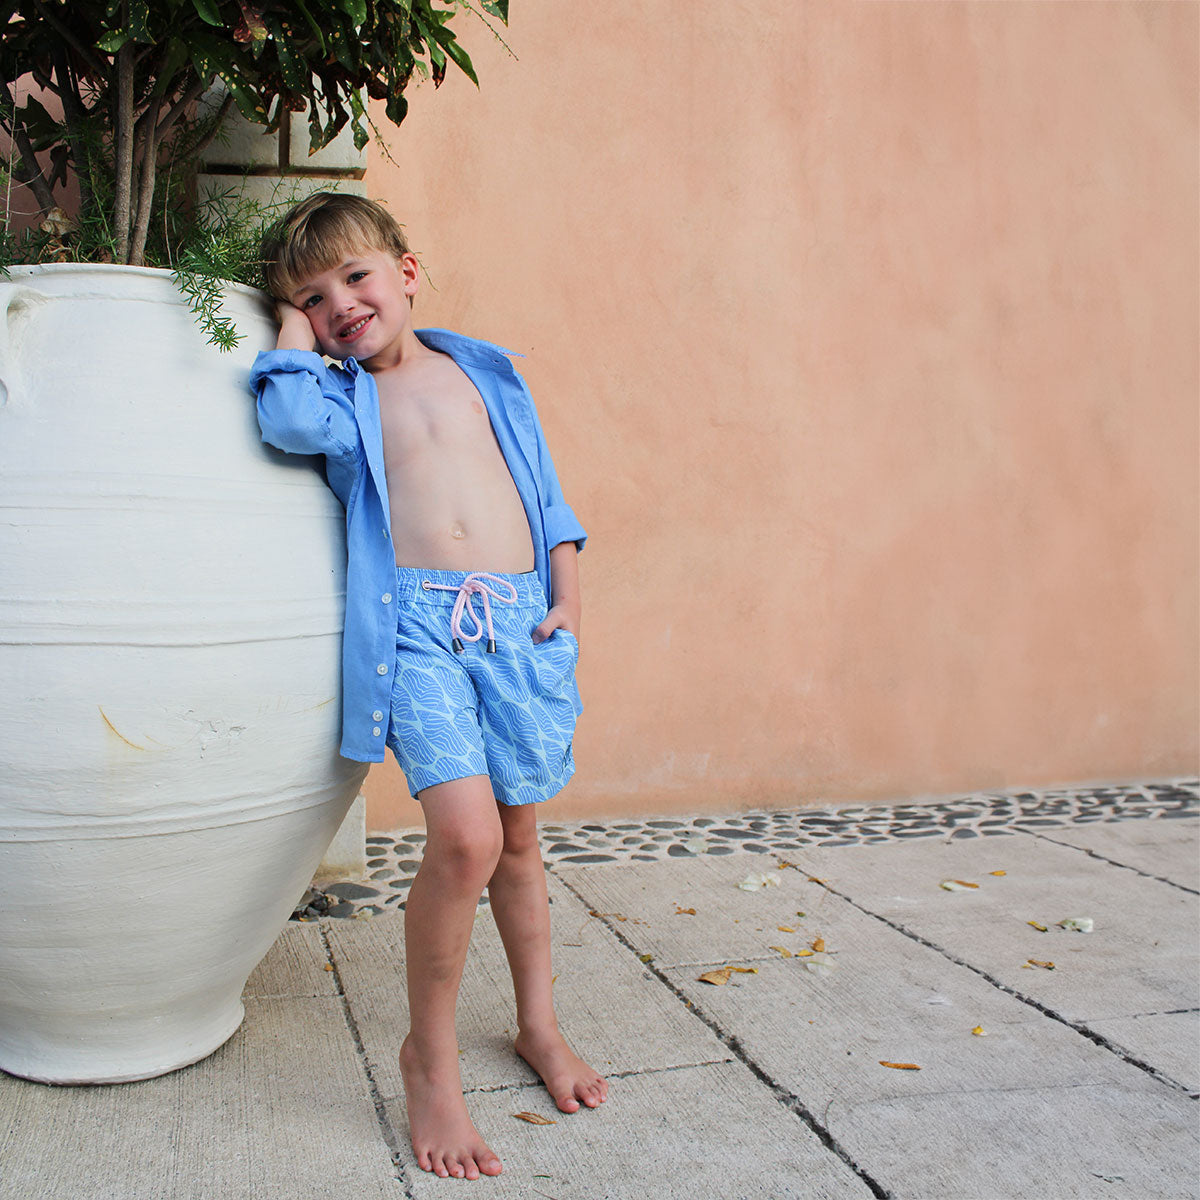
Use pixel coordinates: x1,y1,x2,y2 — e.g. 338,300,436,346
1,0,508,342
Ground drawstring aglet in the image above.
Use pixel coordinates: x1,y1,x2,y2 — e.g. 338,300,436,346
486,639,497,654
451,637,465,654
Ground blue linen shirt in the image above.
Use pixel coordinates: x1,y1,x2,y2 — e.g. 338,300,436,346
249,327,587,762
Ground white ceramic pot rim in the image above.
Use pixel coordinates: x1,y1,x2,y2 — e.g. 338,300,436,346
4,261,270,305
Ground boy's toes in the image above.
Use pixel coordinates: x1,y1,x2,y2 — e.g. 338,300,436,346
555,1093,581,1113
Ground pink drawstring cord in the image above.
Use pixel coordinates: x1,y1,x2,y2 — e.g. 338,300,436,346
422,573,518,654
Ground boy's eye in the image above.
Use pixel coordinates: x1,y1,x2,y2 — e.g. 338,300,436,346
301,294,321,310
348,271,367,283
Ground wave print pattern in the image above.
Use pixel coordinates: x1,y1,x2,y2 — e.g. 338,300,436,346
387,613,580,805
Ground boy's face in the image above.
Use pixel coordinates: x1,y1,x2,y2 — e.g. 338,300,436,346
289,247,419,363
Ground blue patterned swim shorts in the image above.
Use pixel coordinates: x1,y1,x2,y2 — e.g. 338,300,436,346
385,567,582,806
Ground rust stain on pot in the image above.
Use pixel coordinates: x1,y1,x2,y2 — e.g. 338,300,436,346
98,706,147,751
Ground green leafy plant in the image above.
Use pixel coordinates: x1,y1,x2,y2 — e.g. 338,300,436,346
1,0,508,344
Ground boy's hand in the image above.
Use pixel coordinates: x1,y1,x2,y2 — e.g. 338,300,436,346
274,299,317,352
535,542,582,644
532,603,580,644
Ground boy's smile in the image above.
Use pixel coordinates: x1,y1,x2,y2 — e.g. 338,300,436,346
291,248,420,366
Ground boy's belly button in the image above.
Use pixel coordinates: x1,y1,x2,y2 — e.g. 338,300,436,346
450,522,466,539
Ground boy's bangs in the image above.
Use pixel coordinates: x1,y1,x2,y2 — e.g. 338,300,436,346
274,224,370,300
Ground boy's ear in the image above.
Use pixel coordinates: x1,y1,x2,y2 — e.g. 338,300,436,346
400,252,420,299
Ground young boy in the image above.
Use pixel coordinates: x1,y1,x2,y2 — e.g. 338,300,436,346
250,192,606,1180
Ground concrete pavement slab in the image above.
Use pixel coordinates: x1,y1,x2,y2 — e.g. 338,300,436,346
788,832,1199,1034
827,1081,1198,1200
554,848,842,970
1021,817,1200,891
559,853,1199,1199
243,916,340,998
1083,1011,1200,1095
324,873,732,1107
391,1061,876,1200
0,992,399,1200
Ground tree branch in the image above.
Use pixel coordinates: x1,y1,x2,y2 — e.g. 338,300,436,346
156,78,206,142
129,95,165,265
2,84,57,216
186,90,234,163
114,42,135,262
50,45,95,221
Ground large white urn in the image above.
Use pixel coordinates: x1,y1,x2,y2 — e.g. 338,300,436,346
0,265,367,1084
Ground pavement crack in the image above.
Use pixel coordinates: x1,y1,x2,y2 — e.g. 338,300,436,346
464,1059,736,1097
320,923,416,1198
809,881,1197,1100
549,866,891,1199
1013,827,1199,895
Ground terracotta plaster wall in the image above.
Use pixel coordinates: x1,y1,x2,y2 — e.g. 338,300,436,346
361,1,1199,829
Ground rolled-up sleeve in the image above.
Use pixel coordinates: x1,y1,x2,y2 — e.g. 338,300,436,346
528,396,586,552
250,349,358,461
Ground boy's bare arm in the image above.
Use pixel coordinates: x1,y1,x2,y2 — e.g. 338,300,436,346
532,542,581,643
275,300,317,352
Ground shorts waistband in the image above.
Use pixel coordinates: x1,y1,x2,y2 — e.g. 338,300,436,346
394,566,545,607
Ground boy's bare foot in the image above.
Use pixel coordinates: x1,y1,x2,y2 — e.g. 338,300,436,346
515,1026,609,1113
399,1035,502,1179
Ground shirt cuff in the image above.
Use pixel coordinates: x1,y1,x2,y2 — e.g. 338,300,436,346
248,348,327,389
544,503,587,552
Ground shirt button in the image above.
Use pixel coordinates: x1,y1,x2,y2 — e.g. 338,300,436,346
372,726,381,736
381,593,392,604
372,710,383,722
376,663,387,675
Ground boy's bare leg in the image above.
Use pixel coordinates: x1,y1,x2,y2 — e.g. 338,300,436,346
488,802,608,1113
399,775,505,1179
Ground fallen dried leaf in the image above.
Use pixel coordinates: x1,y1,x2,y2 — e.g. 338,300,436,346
323,964,334,972
989,870,1007,876
698,968,732,986
811,936,826,953
796,911,807,918
879,1061,921,1070
801,952,837,977
777,925,796,933
971,1025,987,1037
737,872,781,892
675,906,696,916
588,909,626,922
1028,921,1048,932
769,945,793,958
513,1112,556,1125
639,954,653,964
1024,959,1055,970
795,948,814,957
807,877,826,884
729,966,758,974
1057,916,1093,933
940,879,979,891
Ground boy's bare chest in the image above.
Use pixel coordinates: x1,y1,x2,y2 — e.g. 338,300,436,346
375,362,502,465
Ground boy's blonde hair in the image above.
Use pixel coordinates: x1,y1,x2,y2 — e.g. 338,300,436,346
261,192,412,300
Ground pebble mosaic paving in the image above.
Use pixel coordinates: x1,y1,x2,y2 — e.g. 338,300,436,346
292,779,1199,920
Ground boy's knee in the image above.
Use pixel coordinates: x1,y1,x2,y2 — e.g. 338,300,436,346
499,810,541,859
428,821,504,883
